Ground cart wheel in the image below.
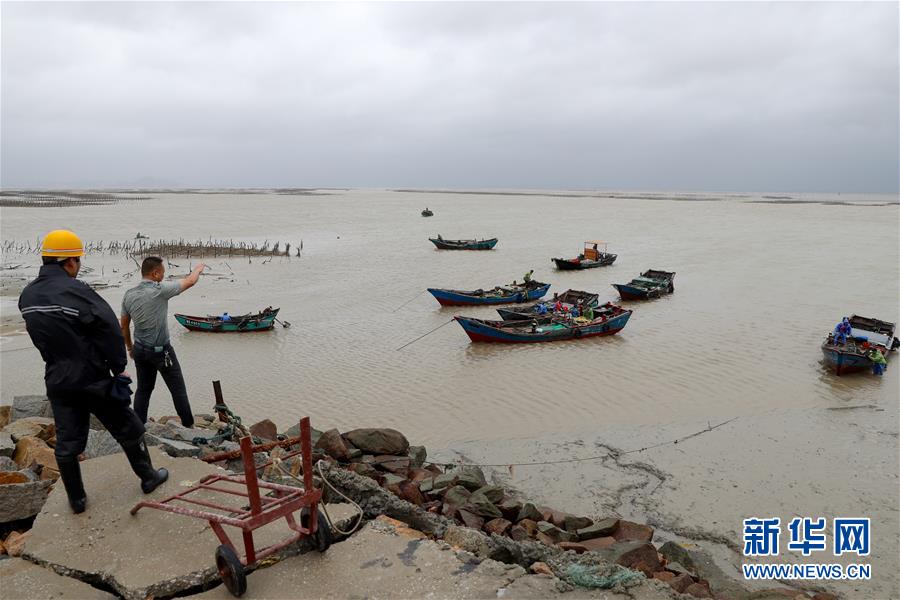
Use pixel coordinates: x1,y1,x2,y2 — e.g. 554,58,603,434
301,507,333,552
215,544,247,597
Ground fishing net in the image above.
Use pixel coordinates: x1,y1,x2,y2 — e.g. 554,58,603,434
566,564,644,589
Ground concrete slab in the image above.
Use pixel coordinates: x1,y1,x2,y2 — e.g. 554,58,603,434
195,517,673,600
0,557,117,599
22,448,355,600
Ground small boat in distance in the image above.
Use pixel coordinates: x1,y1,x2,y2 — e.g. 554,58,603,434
428,281,550,306
421,208,434,217
552,241,617,270
174,307,280,332
454,303,632,343
496,289,599,320
429,236,498,250
822,315,899,375
612,270,676,300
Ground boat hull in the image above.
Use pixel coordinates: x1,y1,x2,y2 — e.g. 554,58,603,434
612,283,663,300
174,309,279,332
429,238,498,250
455,310,631,343
428,284,550,306
821,347,874,374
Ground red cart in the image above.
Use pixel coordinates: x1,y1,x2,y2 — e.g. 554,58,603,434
131,417,330,597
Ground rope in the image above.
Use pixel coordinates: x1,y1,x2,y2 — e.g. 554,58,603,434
424,417,739,469
566,564,644,588
395,319,455,351
391,289,426,312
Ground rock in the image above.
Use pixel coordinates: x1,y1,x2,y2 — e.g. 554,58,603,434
373,455,411,475
563,515,593,532
13,437,57,474
442,485,471,516
314,429,350,461
535,532,556,546
4,531,30,557
248,419,278,441
509,525,529,541
557,541,588,553
0,457,17,471
669,573,695,593
281,423,323,446
444,525,491,556
812,594,838,600
464,491,503,519
497,497,522,520
343,428,409,455
407,445,426,468
516,502,543,523
3,417,56,443
0,433,14,458
576,517,619,540
472,485,503,504
613,519,654,542
349,462,379,479
84,430,122,460
659,541,749,599
407,468,432,482
0,406,11,429
580,536,617,551
655,571,676,582
665,561,692,576
12,395,54,420
530,561,554,576
0,472,29,484
396,480,424,506
432,472,456,492
484,518,511,536
598,540,662,572
0,537,4,554
458,509,484,530
450,466,487,491
536,521,577,543
157,415,181,425
382,473,405,487
519,519,538,537
658,541,698,573
685,582,713,598
541,507,574,528
151,437,201,458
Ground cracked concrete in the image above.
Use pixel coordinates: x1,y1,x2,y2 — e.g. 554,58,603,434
196,517,681,600
0,557,116,599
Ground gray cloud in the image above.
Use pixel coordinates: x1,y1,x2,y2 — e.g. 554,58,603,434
2,1,897,192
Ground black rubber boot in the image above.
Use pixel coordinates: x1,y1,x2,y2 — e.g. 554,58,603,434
122,436,169,493
56,455,87,514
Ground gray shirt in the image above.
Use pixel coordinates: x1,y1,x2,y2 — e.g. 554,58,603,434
122,280,183,347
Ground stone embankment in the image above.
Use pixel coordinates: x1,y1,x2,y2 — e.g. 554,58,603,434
1,395,836,600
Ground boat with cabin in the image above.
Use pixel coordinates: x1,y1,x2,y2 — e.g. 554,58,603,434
496,289,599,320
552,241,617,270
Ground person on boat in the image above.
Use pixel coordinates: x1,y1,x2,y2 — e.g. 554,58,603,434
571,305,580,318
221,312,232,322
523,270,534,284
868,347,887,376
18,229,168,514
535,302,548,315
437,234,443,241
121,256,206,428
833,317,852,345
554,299,563,313
583,304,594,321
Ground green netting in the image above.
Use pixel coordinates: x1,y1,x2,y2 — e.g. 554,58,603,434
566,564,645,589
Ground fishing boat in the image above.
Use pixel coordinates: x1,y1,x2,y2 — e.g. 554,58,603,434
612,270,675,300
174,307,280,332
454,303,632,343
552,241,617,270
821,315,899,375
421,208,434,217
429,236,498,250
427,281,550,306
496,289,599,320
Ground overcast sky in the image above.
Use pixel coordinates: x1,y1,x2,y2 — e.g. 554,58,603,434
1,2,897,192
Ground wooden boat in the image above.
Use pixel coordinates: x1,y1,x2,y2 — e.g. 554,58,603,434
429,236,498,250
421,208,433,217
496,289,599,320
552,241,617,270
174,308,280,332
821,315,899,375
612,270,675,300
427,282,550,306
455,304,632,343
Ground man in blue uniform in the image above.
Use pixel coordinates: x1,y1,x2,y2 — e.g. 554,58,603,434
18,230,168,514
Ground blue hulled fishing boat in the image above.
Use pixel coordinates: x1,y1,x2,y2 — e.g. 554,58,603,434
454,304,632,343
821,315,898,375
427,282,550,306
174,308,280,332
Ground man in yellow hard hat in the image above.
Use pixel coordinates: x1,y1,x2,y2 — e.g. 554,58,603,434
18,229,169,514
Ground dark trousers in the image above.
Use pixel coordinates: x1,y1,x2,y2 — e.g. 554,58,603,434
133,343,194,427
49,390,145,459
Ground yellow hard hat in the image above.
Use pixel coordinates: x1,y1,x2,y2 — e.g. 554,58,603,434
41,229,84,258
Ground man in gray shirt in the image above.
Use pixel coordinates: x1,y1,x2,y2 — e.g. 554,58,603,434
121,257,205,427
